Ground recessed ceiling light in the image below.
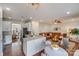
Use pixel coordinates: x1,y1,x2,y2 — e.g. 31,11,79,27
66,11,70,15
6,7,11,11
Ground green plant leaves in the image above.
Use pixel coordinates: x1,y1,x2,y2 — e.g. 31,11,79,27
71,28,79,35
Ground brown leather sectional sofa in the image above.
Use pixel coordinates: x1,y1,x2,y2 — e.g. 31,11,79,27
39,32,61,40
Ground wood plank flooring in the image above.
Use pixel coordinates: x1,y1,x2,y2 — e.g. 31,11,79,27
3,40,79,56
3,42,24,56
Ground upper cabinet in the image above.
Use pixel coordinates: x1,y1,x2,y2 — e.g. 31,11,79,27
2,21,12,31
22,22,32,31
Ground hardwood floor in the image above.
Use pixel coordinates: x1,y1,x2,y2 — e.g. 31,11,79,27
3,40,79,56
3,42,24,56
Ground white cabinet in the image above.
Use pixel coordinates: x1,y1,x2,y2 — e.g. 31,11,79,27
23,36,46,56
2,21,12,45
22,22,32,31
2,21,12,31
0,7,3,56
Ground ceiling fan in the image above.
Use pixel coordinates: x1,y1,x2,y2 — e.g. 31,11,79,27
54,19,62,24
55,19,62,23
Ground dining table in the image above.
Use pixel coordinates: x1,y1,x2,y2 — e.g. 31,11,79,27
44,46,68,56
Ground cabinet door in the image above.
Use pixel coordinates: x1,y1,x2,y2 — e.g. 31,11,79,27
0,7,3,56
3,21,12,31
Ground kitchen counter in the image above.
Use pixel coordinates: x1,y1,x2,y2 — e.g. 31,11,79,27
23,36,46,56
23,35,45,41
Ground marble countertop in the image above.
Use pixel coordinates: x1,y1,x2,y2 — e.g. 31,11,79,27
23,35,46,56
23,35,45,41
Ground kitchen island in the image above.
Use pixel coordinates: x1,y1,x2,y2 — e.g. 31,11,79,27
23,36,46,56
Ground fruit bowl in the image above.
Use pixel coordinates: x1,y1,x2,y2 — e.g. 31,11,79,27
51,44,59,50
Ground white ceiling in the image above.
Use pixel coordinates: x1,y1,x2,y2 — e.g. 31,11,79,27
0,3,79,21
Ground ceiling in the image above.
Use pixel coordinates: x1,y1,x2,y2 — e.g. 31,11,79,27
0,3,79,21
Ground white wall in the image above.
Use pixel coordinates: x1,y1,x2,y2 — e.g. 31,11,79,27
22,18,79,34
31,21,39,35
39,19,79,33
